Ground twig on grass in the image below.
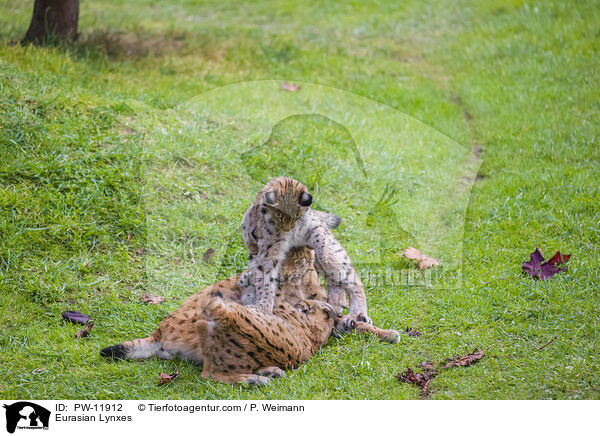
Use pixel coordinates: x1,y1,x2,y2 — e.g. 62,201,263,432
537,336,557,351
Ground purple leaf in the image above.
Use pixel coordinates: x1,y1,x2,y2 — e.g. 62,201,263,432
522,247,570,280
62,311,91,325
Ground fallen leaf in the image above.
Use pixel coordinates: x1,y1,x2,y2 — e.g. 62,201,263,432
522,247,570,280
75,322,94,338
282,81,300,91
396,349,485,395
202,248,215,261
135,247,147,256
417,361,436,371
403,326,421,337
141,294,165,305
402,247,440,270
396,366,437,395
159,367,179,385
441,348,484,370
62,311,91,325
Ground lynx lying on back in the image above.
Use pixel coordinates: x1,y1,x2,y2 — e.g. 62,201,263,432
240,177,370,325
101,247,399,386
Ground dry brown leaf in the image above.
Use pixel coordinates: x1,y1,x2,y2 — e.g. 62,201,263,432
141,294,165,305
159,367,179,385
441,348,484,369
396,365,438,395
397,349,485,395
75,322,94,338
202,248,215,261
402,247,440,270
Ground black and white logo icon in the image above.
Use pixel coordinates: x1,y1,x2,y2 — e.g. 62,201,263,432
3,402,50,433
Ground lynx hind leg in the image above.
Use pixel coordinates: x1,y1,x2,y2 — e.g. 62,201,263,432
355,321,400,344
204,290,236,325
201,370,271,387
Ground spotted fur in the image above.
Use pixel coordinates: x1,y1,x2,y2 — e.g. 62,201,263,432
240,176,370,327
101,247,398,385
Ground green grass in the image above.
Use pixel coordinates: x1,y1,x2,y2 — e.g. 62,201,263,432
0,0,598,399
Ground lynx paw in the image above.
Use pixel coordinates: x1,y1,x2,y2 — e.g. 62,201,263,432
380,329,401,344
256,366,286,378
336,315,357,334
244,374,271,387
355,312,372,325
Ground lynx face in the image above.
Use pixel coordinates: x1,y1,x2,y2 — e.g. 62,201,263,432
261,177,313,231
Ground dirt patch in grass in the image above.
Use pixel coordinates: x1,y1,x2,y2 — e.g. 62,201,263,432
77,30,185,59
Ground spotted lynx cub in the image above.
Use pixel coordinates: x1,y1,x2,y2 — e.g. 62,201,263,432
239,176,370,324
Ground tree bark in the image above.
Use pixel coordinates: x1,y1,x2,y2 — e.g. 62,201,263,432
22,0,79,44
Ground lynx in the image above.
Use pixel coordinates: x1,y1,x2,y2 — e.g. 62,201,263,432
101,247,399,385
240,176,370,328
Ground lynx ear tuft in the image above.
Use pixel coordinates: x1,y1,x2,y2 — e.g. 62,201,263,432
299,192,313,207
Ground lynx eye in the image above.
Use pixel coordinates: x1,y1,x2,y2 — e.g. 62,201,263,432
264,190,276,205
298,192,312,207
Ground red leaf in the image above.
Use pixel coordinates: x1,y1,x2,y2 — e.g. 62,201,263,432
75,322,94,338
141,294,165,305
522,248,571,280
546,251,571,266
62,311,91,325
159,367,179,385
282,81,300,91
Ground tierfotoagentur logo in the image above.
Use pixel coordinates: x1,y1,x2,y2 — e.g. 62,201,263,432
3,402,50,433
134,80,480,297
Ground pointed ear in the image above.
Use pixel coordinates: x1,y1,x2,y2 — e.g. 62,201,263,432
264,190,276,205
325,214,342,229
322,305,336,319
299,192,312,207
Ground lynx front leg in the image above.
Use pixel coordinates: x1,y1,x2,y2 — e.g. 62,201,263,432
307,226,371,326
355,322,400,343
314,257,347,314
251,238,287,314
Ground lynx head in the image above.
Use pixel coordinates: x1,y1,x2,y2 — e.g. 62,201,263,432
294,299,336,340
259,176,312,231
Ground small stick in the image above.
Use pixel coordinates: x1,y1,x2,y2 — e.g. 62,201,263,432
537,336,557,351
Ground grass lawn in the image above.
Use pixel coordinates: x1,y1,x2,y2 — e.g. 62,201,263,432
0,0,598,399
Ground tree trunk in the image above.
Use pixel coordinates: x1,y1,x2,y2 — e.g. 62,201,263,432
22,0,79,44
